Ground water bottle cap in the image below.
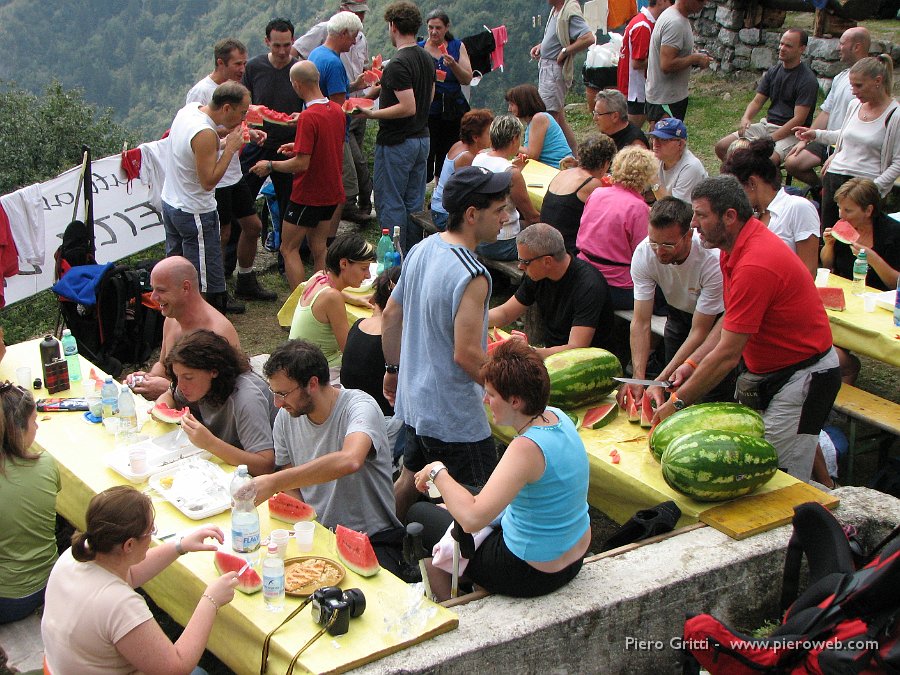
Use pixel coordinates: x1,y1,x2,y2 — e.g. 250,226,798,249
382,228,389,235
268,542,278,554
237,464,248,474
105,377,113,383
63,329,72,337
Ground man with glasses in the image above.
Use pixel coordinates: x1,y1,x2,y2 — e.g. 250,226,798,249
249,339,405,574
649,118,707,202
488,223,616,359
619,196,725,409
592,89,649,151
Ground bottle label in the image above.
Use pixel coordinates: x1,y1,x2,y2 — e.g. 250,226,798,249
263,572,285,601
231,526,260,552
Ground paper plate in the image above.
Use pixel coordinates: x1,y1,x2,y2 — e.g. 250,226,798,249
283,556,345,597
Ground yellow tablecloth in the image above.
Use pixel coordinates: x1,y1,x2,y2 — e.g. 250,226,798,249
2,340,456,675
490,397,798,527
821,276,900,367
521,160,559,214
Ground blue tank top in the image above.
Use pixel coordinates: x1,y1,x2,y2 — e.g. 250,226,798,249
430,150,463,215
524,113,572,169
500,407,589,562
417,38,466,117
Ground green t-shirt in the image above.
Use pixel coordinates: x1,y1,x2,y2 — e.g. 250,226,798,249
0,451,60,598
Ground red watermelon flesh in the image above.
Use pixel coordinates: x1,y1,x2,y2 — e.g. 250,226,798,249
818,286,846,311
363,68,383,85
240,121,250,142
581,403,618,430
625,389,640,423
639,394,654,428
151,402,188,424
438,43,449,56
831,220,860,246
268,492,316,524
343,97,375,113
487,328,508,354
372,54,383,69
214,550,262,594
246,104,295,126
335,525,380,577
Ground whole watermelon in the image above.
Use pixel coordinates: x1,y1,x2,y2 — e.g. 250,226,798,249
545,348,622,410
660,429,778,502
648,402,764,462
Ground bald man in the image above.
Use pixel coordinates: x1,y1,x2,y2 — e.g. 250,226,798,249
250,60,346,289
126,256,241,400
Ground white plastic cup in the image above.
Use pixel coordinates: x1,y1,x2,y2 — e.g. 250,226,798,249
87,395,102,418
128,448,148,475
815,268,830,287
863,293,877,313
293,521,315,553
270,529,290,559
15,366,31,389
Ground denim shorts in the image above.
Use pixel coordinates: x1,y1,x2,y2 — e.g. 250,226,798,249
403,424,497,488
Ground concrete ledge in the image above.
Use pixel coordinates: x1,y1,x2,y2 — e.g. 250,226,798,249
357,487,900,673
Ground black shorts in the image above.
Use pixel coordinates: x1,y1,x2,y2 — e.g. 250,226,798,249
627,100,646,116
403,424,497,488
283,202,338,228
646,97,689,124
804,141,832,163
215,178,257,225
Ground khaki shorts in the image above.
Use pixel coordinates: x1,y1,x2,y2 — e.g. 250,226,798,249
743,120,800,162
538,58,567,113
341,140,359,199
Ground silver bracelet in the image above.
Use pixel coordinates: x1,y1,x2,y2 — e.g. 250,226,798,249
202,592,220,612
175,537,186,556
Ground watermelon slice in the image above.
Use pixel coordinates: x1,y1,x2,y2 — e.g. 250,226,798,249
624,389,641,423
831,220,860,246
639,394,654,428
335,525,380,577
214,550,262,594
487,328,508,355
246,104,295,126
343,97,375,113
818,286,846,311
362,68,382,85
240,120,250,142
268,492,316,524
151,402,189,424
438,43,449,56
435,69,447,82
372,54,382,69
581,402,618,430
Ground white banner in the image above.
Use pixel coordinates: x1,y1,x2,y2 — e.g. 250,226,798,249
3,153,165,306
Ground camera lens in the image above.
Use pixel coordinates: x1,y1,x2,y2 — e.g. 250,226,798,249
342,588,366,618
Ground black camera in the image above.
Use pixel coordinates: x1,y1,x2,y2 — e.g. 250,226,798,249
311,587,366,636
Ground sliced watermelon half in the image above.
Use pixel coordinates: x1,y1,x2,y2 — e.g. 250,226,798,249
214,550,262,594
343,97,375,113
831,220,860,246
818,286,846,311
581,402,618,430
335,525,380,577
268,492,317,524
151,402,189,424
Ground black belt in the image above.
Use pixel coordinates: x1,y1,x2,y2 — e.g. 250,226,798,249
581,249,630,267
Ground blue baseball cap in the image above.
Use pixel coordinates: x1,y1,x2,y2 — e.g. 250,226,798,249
649,118,688,140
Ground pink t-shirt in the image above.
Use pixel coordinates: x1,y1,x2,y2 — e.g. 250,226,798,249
576,183,649,289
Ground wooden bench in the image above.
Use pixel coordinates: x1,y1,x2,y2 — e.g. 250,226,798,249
833,383,900,484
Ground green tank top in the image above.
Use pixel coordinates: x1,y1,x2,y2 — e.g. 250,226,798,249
288,282,342,367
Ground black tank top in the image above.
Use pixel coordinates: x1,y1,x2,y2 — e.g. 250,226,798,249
339,320,394,415
539,176,595,252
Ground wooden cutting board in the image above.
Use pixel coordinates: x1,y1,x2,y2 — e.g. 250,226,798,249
699,482,839,540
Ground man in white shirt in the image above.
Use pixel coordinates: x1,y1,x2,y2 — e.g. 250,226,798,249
616,0,672,128
784,27,871,189
618,196,728,409
649,117,707,202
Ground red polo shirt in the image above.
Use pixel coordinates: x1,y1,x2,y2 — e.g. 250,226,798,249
721,217,832,373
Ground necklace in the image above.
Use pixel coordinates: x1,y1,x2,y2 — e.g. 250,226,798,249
516,412,548,436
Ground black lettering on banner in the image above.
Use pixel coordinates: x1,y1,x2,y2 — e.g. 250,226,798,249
42,192,76,211
94,214,117,247
90,172,110,193
114,211,137,236
124,201,163,230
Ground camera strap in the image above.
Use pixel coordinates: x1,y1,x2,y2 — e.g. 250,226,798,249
259,597,312,675
285,613,338,675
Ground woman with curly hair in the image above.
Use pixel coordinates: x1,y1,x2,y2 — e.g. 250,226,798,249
159,329,276,475
540,134,617,252
505,84,574,168
577,145,658,309
42,486,238,674
0,382,58,624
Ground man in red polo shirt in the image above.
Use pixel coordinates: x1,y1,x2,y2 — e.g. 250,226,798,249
652,176,840,481
616,0,672,128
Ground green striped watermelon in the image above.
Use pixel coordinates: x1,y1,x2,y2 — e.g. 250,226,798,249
546,348,622,410
660,429,778,502
648,402,764,462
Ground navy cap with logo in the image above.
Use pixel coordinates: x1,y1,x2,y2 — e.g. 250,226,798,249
442,166,512,213
649,117,688,140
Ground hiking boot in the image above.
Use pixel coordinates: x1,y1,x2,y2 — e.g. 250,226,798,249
343,205,375,225
235,270,277,302
224,292,246,314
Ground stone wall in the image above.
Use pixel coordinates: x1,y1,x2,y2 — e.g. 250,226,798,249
694,0,899,91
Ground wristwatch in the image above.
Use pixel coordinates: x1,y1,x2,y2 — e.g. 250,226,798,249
670,392,687,411
428,462,448,483
384,362,399,374
561,47,568,57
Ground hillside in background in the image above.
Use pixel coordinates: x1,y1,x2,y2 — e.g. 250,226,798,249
0,0,578,141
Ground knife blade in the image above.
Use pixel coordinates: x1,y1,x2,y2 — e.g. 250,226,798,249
613,377,674,388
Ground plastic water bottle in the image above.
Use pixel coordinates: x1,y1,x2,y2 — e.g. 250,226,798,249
376,228,392,274
851,249,868,296
117,385,137,432
230,465,260,554
60,329,81,382
262,542,285,612
894,276,900,327
392,225,403,262
100,377,119,421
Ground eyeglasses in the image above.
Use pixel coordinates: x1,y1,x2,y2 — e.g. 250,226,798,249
592,111,616,119
648,230,691,252
269,383,303,401
517,253,550,267
139,524,158,539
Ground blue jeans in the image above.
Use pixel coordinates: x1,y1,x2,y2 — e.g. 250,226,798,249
476,237,517,261
162,202,226,294
403,424,497,488
0,587,45,624
374,138,429,254
430,209,449,232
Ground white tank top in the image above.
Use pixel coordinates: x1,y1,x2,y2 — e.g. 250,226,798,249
161,103,219,213
472,153,520,241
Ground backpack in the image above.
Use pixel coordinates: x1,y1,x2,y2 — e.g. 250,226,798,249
681,502,900,674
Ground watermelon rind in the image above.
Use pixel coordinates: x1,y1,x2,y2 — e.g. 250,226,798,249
546,348,622,410
151,402,188,424
581,403,617,430
660,429,778,502
649,402,764,462
335,525,380,577
268,492,317,524
214,550,262,594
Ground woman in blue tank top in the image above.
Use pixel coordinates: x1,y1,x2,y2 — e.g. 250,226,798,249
505,84,574,169
408,340,590,600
